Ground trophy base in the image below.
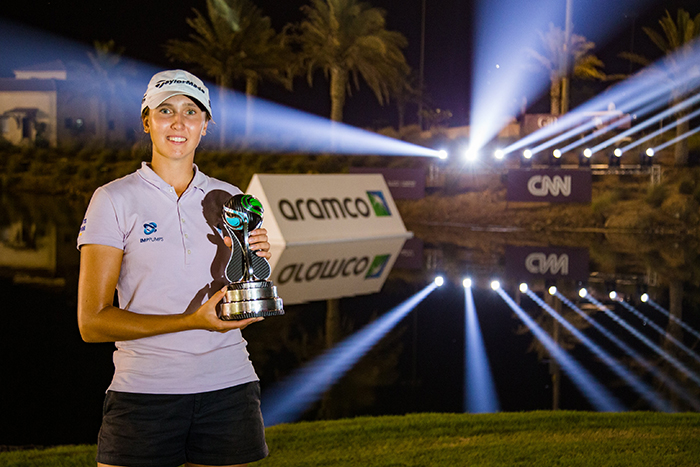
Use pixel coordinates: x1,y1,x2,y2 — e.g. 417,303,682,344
220,280,285,321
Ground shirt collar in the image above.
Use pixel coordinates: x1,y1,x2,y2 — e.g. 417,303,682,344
137,162,208,194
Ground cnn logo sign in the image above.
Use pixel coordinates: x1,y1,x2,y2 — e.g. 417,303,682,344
507,169,591,203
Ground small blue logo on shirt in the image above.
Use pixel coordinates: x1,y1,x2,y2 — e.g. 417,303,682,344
143,222,157,235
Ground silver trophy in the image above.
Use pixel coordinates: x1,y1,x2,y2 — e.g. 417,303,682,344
220,194,284,320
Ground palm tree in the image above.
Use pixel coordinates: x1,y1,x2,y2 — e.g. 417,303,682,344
620,9,700,166
165,0,292,146
295,0,410,122
77,40,133,144
526,23,606,116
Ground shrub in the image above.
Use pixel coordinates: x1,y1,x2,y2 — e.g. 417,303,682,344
679,179,695,195
645,184,668,208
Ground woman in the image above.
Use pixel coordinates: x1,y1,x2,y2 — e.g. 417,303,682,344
77,69,269,467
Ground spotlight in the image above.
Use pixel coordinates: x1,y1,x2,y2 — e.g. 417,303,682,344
523,149,533,159
521,149,532,168
434,276,445,287
640,148,654,167
646,148,655,157
579,149,592,167
463,277,472,288
640,293,649,303
609,291,618,300
579,288,588,298
464,148,478,162
519,283,528,293
548,285,557,296
494,149,505,160
490,280,501,290
549,149,562,167
437,149,448,160
609,148,622,167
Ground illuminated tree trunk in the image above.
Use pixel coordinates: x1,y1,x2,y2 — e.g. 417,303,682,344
550,77,561,116
217,74,233,149
245,75,259,137
674,117,689,167
330,67,347,123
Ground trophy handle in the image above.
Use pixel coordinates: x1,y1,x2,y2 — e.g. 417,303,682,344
223,222,244,283
243,221,272,281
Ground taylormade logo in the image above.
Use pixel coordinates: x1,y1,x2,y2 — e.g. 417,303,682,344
525,253,569,275
279,191,391,221
155,79,206,95
527,175,571,197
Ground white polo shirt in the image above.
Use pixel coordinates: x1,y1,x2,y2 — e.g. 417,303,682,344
78,162,258,394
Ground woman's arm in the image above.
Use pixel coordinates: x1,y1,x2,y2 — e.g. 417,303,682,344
77,244,261,343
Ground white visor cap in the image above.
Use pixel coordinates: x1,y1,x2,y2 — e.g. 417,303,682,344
141,69,212,118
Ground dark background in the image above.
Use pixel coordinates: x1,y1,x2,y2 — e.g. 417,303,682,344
2,0,700,128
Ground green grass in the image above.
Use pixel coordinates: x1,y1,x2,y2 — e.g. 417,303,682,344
3,412,700,466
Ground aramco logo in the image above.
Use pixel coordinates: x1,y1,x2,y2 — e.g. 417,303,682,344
525,253,569,275
527,175,571,197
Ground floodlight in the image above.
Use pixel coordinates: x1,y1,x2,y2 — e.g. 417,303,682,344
523,149,533,159
490,280,501,290
609,291,618,300
519,283,528,293
548,285,557,296
579,149,592,167
464,148,478,162
640,148,654,167
640,293,649,303
434,276,445,287
609,148,622,167
437,149,448,160
579,288,588,298
463,277,472,288
494,149,505,160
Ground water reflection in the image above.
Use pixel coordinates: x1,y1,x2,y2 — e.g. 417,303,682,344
1,193,699,446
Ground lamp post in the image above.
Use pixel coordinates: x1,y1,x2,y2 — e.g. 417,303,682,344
418,0,426,130
560,0,573,115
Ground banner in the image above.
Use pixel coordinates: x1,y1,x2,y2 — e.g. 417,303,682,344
247,174,411,245
348,167,425,199
505,245,589,282
268,236,406,304
506,169,591,203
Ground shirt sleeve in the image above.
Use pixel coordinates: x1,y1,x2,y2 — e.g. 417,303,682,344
77,186,125,251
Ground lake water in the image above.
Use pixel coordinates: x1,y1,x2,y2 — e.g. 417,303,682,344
1,192,699,446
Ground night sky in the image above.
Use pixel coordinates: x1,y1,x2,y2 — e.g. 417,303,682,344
1,0,699,127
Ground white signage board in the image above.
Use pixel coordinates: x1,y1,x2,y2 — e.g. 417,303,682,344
246,174,410,245
268,236,407,305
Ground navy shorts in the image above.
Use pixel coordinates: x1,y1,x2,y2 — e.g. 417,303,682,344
96,382,268,467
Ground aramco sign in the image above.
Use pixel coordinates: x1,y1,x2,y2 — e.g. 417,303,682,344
507,169,591,203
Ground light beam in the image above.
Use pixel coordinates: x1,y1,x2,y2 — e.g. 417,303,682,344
261,283,438,426
525,290,673,412
495,287,624,411
464,286,500,413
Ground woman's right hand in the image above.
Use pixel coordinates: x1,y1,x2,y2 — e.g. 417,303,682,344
189,286,264,332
